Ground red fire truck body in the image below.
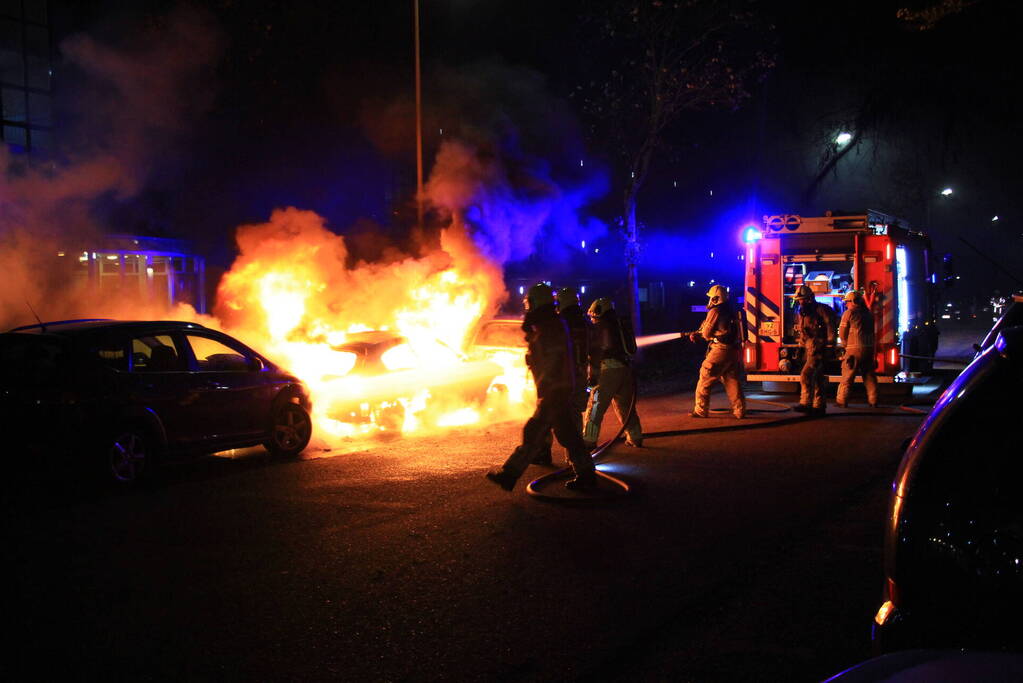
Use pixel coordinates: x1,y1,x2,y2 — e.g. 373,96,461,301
743,211,935,387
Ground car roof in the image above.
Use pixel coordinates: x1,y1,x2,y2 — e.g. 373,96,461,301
6,319,212,336
343,330,403,343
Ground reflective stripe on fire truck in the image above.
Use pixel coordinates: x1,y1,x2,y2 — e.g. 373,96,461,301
745,286,780,343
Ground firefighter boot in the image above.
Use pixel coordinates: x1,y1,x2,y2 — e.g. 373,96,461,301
485,466,517,491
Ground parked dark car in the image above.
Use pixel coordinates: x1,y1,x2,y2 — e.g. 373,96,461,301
873,324,1023,652
1,319,312,484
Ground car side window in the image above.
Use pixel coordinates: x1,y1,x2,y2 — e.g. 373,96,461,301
131,335,185,372
185,334,251,372
0,336,68,387
91,337,128,371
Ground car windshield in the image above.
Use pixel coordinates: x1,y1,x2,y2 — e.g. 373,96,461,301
474,322,525,348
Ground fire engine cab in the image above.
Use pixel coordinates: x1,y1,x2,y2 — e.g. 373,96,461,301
742,210,938,390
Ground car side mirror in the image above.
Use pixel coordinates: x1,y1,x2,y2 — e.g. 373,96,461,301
248,356,265,372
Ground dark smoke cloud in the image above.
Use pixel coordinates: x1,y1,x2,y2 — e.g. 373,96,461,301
361,59,610,266
0,5,221,329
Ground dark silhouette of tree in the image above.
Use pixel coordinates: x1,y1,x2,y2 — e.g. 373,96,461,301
574,0,774,333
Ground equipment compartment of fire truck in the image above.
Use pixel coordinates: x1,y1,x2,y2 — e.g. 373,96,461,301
743,210,938,390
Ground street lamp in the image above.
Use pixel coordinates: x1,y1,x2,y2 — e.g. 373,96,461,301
941,187,953,196
414,0,424,231
835,131,852,146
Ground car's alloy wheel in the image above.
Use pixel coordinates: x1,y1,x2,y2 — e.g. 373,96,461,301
108,429,148,484
267,403,312,457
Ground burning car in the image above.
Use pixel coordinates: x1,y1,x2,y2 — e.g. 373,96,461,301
466,317,534,406
0,319,312,485
318,330,504,433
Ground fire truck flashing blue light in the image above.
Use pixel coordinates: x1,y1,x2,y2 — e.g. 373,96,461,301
580,285,586,294
581,240,586,249
743,225,763,243
518,286,524,295
896,246,910,337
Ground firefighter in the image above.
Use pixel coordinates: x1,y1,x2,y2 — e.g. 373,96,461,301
837,290,879,408
792,284,837,415
557,286,590,431
486,283,597,491
688,285,746,419
582,298,643,449
531,285,590,466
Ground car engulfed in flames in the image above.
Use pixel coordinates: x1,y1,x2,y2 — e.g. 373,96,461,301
313,330,513,435
208,208,537,444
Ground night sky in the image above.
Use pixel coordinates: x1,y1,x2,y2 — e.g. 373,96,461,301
32,0,1023,297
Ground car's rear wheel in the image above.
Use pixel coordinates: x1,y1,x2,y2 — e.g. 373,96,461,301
265,403,312,458
106,426,150,485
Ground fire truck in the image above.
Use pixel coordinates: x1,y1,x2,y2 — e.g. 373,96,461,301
742,210,938,391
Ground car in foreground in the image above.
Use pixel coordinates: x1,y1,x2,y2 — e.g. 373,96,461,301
322,330,502,431
873,323,1023,652
1,319,312,485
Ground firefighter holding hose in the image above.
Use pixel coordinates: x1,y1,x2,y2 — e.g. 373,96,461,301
836,290,878,408
486,283,597,491
531,286,591,466
792,284,837,415
688,285,746,419
582,298,643,449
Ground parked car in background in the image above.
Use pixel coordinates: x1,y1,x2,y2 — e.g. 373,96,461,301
873,323,1023,652
1,319,312,485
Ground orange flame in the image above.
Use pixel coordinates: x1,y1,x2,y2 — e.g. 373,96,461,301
212,207,532,446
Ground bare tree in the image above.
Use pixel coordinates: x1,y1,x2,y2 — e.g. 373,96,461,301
575,0,773,333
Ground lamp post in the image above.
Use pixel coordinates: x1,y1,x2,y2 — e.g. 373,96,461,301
414,0,424,231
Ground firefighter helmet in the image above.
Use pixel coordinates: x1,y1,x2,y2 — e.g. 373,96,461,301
524,282,555,312
843,290,862,304
706,284,729,306
556,286,580,309
587,297,614,319
793,285,816,301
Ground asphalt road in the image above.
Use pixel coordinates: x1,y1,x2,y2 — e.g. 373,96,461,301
6,391,929,682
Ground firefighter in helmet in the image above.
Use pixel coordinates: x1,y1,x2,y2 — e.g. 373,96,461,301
837,290,879,408
531,285,590,466
688,285,746,418
792,284,837,415
582,297,643,449
486,283,597,491
558,286,591,434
